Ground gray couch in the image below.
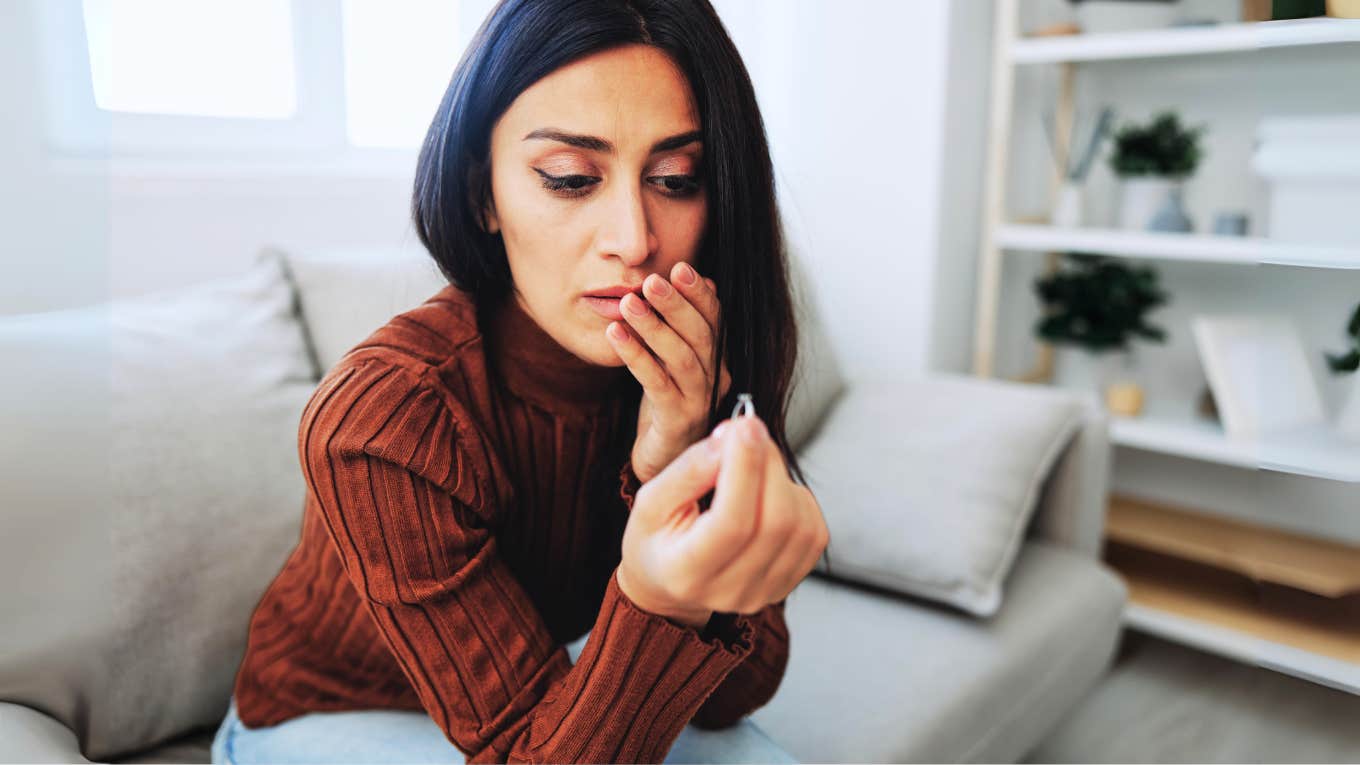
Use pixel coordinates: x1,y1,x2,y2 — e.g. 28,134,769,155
0,244,1127,763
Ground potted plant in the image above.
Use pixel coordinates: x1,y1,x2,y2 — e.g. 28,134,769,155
1325,301,1360,439
1034,252,1170,414
1109,111,1205,232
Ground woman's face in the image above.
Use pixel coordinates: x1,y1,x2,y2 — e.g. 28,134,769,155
481,43,707,367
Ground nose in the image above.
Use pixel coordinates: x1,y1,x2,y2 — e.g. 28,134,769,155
595,181,658,267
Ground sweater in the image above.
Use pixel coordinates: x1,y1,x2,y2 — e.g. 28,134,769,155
229,282,790,764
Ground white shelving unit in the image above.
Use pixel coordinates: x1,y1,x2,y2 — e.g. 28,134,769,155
997,223,1360,269
971,2,1360,694
1110,414,1360,483
1011,17,1360,63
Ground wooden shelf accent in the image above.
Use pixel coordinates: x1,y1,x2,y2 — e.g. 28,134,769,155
1106,544,1360,684
1107,495,1360,597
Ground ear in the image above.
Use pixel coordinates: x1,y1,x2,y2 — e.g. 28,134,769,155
466,162,500,235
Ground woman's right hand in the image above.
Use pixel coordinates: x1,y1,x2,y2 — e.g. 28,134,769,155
616,416,828,629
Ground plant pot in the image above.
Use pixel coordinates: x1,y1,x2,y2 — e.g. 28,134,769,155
1055,347,1143,412
1075,1,1180,34
1118,176,1186,231
1338,375,1360,440
1052,180,1085,228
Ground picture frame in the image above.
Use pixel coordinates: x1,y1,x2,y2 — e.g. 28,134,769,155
1191,314,1326,439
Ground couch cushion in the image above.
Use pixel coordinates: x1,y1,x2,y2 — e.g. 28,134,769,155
752,541,1128,764
801,376,1088,615
276,241,846,453
0,250,318,761
269,243,448,374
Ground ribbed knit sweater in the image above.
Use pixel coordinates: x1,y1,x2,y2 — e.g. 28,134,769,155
230,282,789,763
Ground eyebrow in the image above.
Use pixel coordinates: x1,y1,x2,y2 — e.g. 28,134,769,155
522,128,702,154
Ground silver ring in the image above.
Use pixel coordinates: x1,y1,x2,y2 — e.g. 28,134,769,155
731,393,756,419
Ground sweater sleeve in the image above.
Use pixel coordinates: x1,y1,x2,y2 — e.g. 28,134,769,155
618,457,791,728
690,599,790,729
300,358,755,764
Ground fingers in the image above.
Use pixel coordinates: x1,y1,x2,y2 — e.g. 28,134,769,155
720,435,805,607
683,417,768,577
616,289,708,403
606,316,685,409
611,264,724,406
755,485,826,603
633,431,726,524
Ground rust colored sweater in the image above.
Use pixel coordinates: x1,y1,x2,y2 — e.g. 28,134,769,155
230,283,789,763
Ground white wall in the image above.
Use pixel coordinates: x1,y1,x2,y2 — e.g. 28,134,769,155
717,0,992,381
3,0,992,387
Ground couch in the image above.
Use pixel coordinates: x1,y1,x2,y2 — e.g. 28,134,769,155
0,243,1127,763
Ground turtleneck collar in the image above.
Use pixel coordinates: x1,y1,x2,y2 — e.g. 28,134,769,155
485,292,636,418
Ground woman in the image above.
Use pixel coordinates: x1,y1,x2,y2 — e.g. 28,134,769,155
213,0,827,762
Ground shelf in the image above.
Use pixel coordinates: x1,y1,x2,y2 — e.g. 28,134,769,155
1107,494,1360,597
1110,412,1360,483
996,224,1360,269
1012,18,1360,64
1107,543,1360,695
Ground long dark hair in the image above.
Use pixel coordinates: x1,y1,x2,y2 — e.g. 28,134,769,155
412,0,807,487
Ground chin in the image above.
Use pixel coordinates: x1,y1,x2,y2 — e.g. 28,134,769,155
579,336,628,368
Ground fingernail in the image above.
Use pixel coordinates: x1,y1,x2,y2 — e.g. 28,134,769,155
741,418,767,444
625,294,649,316
648,276,672,297
713,421,731,440
676,263,698,286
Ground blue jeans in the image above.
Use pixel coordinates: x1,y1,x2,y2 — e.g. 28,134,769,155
211,696,797,764
213,632,797,764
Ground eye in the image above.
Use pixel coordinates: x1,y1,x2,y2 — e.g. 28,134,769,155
534,168,599,198
646,174,703,198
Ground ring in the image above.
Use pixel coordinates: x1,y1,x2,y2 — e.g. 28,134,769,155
732,393,756,419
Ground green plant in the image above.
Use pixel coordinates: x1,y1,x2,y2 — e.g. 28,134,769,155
1108,111,1205,178
1325,301,1360,373
1034,253,1169,353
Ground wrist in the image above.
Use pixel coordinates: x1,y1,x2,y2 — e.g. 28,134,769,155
615,566,711,628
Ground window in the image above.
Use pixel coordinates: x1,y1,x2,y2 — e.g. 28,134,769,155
37,0,470,167
82,0,298,119
341,0,461,149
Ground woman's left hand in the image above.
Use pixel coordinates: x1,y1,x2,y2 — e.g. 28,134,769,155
605,261,731,485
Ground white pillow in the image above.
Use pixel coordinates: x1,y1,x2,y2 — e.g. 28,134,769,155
275,241,846,455
800,375,1088,616
270,243,449,373
0,250,318,759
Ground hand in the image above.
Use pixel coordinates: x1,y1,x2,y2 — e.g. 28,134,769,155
617,416,829,627
605,262,732,486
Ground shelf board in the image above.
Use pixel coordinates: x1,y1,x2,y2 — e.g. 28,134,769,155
997,224,1360,269
1106,544,1360,694
1012,18,1360,64
1110,412,1360,483
1107,494,1360,597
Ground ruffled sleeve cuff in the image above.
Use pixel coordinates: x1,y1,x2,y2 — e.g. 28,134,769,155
619,457,644,511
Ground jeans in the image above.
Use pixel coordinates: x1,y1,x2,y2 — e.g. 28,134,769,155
210,696,798,764
213,629,797,764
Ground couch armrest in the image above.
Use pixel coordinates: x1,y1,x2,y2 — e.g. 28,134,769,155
0,702,92,763
1028,398,1111,559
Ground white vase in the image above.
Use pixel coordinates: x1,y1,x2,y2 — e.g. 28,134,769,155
1054,347,1120,399
1338,376,1360,441
1052,180,1085,228
1076,1,1180,34
1118,177,1178,231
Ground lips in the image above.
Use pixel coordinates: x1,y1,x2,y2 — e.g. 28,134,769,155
583,295,625,321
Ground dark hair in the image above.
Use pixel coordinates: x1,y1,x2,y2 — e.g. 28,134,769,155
412,0,807,487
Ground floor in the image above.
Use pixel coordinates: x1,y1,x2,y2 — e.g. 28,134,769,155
1024,631,1360,763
